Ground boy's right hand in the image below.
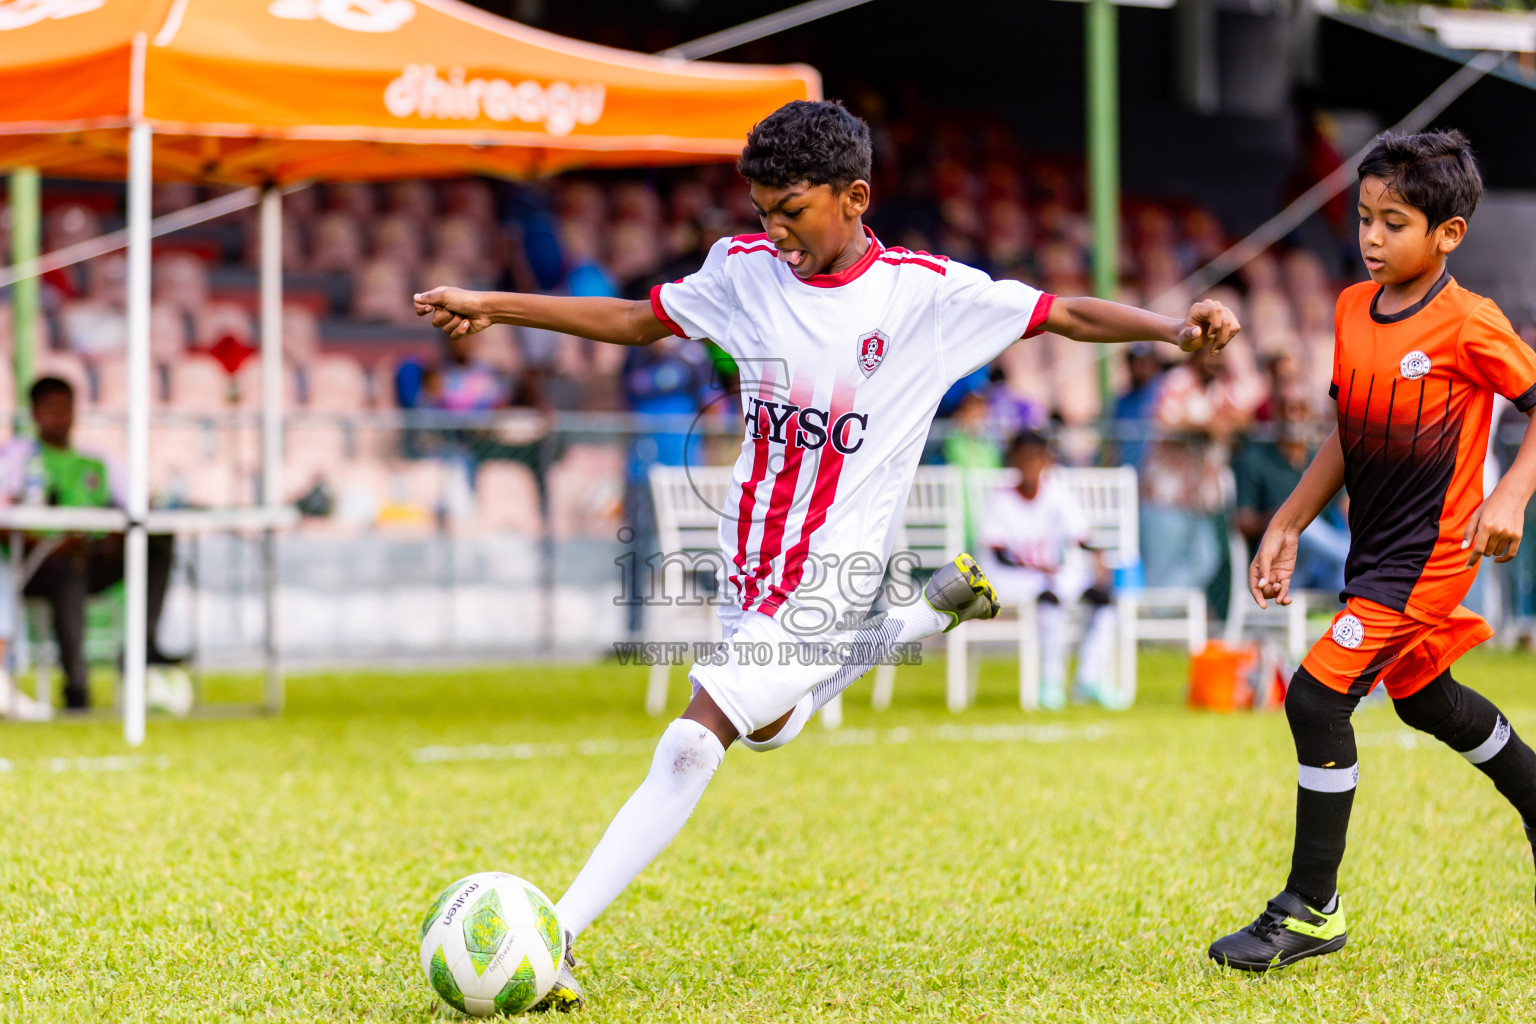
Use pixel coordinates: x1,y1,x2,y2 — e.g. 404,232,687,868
1249,526,1298,609
414,286,494,339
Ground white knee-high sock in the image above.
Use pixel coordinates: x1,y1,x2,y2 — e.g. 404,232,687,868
1037,600,1068,687
1074,604,1114,686
555,719,724,939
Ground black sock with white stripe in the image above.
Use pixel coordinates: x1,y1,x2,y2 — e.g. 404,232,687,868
1284,670,1362,908
1394,671,1536,830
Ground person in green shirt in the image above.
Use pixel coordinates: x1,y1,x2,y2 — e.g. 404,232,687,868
943,389,1004,551
4,377,176,710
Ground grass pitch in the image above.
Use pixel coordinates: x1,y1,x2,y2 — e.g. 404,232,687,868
4,649,1536,1022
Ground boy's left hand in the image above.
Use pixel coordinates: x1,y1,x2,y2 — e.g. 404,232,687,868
1175,299,1241,353
1463,490,1526,565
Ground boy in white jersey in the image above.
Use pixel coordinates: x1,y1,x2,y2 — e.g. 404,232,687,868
414,100,1238,1009
980,431,1117,709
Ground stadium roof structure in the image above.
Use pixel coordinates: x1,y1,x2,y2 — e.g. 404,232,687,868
0,0,821,183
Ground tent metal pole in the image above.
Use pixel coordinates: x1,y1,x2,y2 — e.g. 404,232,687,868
259,186,283,714
124,122,152,747
8,168,39,432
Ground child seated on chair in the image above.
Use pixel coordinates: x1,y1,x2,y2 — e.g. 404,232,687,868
978,431,1116,709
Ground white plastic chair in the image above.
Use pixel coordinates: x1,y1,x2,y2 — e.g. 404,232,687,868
646,465,736,718
869,467,966,712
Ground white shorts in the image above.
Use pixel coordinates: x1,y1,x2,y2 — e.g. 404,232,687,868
688,605,853,737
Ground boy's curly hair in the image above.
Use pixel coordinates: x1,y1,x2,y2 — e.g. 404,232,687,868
1358,129,1483,231
737,100,872,190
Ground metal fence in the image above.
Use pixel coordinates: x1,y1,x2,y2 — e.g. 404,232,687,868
9,409,1536,667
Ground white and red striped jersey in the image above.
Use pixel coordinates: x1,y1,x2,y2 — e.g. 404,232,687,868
651,228,1051,635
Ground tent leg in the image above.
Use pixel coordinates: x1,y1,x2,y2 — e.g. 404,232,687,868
124,123,152,747
259,186,284,714
9,168,39,427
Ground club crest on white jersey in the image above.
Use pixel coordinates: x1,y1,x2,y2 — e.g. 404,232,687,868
1400,350,1431,380
856,329,890,378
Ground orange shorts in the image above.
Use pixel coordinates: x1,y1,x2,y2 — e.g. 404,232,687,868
1300,597,1493,700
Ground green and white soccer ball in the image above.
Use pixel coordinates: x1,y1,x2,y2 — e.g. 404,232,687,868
418,872,565,1017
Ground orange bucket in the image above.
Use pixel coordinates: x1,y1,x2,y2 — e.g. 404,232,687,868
1187,641,1260,711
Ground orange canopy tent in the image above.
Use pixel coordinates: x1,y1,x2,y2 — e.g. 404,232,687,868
0,0,819,183
0,0,817,746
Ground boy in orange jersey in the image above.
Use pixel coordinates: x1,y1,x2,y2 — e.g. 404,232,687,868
1209,130,1536,972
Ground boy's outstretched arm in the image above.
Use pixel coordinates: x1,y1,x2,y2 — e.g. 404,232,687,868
1464,409,1536,566
413,286,670,347
1043,296,1240,352
1250,427,1345,609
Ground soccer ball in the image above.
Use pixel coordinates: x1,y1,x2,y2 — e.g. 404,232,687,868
418,872,565,1016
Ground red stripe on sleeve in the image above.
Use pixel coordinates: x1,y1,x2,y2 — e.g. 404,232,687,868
649,283,689,339
1023,293,1056,338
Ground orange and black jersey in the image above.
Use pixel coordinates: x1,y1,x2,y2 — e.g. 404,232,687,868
1331,273,1536,622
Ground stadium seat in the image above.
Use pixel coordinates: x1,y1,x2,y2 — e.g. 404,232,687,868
231,355,302,411
443,179,494,221
646,464,735,717
43,203,100,252
153,251,211,316
386,179,435,221
150,301,192,365
547,444,623,541
475,461,544,536
372,213,424,269
169,353,232,412
194,300,256,349
474,325,522,375
306,353,370,411
281,303,323,367
353,258,416,325
58,298,127,357
309,211,365,273
92,355,129,410
432,217,487,277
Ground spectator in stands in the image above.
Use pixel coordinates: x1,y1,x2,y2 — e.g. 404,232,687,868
0,377,176,710
978,431,1117,709
1252,349,1304,423
1112,342,1165,469
1140,346,1252,592
1233,385,1348,593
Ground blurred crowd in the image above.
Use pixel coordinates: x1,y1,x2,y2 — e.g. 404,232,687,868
0,111,1506,585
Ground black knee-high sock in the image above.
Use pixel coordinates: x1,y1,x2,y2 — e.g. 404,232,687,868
1285,669,1363,907
1394,671,1536,829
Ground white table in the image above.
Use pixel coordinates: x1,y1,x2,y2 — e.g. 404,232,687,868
2,504,298,736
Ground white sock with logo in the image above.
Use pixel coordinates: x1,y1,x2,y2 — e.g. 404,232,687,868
555,719,724,939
